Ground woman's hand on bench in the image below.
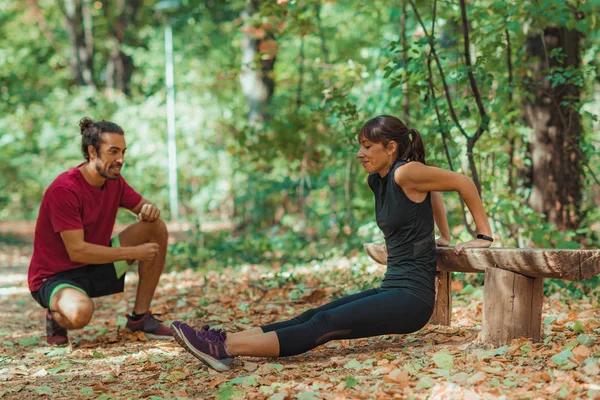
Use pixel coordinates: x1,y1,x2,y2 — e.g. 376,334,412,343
436,236,451,247
454,238,492,254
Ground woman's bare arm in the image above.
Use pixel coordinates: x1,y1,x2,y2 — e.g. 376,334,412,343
395,163,492,253
431,191,451,246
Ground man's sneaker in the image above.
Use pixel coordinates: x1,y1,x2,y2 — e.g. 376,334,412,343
364,243,388,265
126,311,173,339
171,321,234,372
46,310,68,346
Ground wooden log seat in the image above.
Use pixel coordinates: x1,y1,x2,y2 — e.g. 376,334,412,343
430,248,600,345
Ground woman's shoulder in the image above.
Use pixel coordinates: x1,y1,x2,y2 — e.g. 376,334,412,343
393,161,427,184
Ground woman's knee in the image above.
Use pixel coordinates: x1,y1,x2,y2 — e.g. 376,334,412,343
309,311,353,345
295,308,319,324
308,310,335,334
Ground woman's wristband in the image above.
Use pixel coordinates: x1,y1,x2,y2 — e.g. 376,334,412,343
476,234,494,242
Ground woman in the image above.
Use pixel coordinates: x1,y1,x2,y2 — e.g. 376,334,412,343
170,115,493,372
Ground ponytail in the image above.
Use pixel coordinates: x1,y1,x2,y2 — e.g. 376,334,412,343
358,115,427,164
399,128,426,164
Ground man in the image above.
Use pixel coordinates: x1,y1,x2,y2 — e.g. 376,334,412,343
28,117,172,346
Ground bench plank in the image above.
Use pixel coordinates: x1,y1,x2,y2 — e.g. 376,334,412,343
436,248,600,280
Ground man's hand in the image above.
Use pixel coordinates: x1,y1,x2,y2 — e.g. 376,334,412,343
436,236,450,247
137,203,161,222
454,238,492,254
133,243,159,261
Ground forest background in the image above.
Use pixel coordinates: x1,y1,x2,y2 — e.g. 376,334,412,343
1,0,599,292
2,1,600,398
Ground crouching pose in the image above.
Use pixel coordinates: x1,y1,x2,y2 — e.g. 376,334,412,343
171,115,493,371
28,118,172,345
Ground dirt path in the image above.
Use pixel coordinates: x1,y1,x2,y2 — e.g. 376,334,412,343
1,246,599,399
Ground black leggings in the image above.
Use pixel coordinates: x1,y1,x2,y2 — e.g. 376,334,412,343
261,288,433,357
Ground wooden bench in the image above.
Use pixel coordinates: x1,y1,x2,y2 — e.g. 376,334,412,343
430,247,600,345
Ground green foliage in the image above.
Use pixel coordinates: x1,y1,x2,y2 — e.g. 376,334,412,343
1,0,599,282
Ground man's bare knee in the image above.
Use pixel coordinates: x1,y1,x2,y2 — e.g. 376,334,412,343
149,218,168,241
68,305,94,329
53,289,94,329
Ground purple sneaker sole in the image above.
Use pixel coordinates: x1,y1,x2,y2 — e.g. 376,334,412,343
171,325,233,372
145,332,174,340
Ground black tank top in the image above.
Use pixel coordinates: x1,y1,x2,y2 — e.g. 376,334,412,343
368,160,436,309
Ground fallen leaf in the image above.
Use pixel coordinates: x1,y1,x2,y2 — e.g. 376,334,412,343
383,368,409,386
572,345,590,360
243,361,258,372
35,386,53,395
209,377,227,388
467,371,486,385
343,359,363,370
583,361,600,376
432,351,454,370
300,289,326,303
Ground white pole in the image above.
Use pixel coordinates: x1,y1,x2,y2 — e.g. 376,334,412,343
165,24,179,221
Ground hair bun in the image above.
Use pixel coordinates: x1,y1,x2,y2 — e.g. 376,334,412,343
79,117,94,134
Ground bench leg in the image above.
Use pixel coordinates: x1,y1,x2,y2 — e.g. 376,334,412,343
430,271,452,326
482,268,544,346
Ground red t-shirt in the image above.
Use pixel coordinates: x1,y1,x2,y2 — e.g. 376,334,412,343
28,165,142,292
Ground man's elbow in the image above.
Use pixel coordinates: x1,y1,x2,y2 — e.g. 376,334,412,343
66,245,86,263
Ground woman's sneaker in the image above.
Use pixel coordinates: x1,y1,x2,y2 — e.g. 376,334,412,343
171,321,211,336
46,310,68,346
171,321,234,372
125,311,173,339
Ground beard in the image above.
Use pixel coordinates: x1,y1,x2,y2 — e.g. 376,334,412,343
95,158,122,180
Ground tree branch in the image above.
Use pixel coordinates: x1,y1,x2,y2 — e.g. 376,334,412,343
315,3,330,64
399,0,411,123
583,159,600,187
458,0,486,194
424,2,475,236
296,35,305,112
408,0,469,140
30,0,62,54
459,0,487,133
506,28,516,192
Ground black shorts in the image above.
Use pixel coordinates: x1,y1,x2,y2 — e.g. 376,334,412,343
31,263,125,309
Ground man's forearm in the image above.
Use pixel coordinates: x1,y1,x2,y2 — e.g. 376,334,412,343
69,242,137,264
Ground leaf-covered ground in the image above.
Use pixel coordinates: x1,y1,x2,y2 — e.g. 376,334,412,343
1,243,600,400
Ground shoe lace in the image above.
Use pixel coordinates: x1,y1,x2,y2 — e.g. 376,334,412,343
147,313,164,323
198,326,227,343
201,324,223,333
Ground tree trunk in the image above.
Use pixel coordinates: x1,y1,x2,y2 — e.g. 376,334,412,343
239,0,277,125
104,0,140,94
523,27,583,230
61,0,96,88
344,159,353,225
